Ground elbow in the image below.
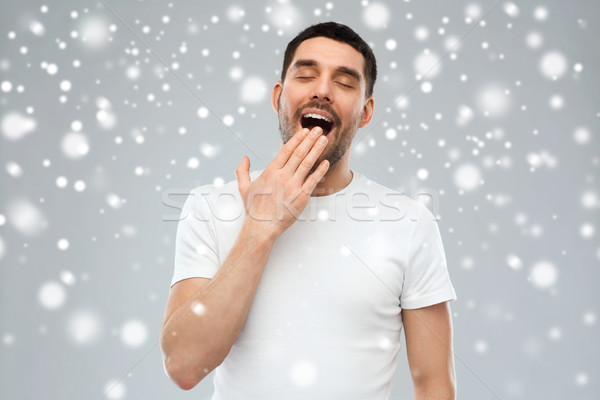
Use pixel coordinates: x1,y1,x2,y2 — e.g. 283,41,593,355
159,329,228,390
160,334,202,390
162,354,206,391
175,376,201,392
173,376,198,391
161,343,226,391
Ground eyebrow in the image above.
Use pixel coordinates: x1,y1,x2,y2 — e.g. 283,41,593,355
291,59,363,83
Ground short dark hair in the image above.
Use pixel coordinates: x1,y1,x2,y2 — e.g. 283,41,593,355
281,22,377,98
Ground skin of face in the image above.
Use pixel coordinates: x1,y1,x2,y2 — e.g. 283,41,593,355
271,36,375,180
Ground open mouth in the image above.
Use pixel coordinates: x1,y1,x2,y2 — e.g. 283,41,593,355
300,113,334,136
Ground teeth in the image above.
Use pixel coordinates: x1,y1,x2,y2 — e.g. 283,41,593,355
303,113,332,123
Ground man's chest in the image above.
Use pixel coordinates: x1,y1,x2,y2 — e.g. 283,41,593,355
239,219,409,339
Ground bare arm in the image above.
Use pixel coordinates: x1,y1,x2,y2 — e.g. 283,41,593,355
160,220,275,390
402,301,456,400
160,126,329,390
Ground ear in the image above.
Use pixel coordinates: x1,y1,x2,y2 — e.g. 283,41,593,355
359,95,375,128
271,81,283,114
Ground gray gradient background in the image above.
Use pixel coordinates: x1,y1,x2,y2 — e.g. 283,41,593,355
1,1,599,399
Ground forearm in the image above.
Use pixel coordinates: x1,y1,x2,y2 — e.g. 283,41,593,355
161,219,275,388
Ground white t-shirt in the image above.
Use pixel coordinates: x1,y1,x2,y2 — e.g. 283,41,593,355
171,169,457,399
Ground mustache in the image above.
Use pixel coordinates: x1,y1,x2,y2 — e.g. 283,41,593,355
293,101,341,127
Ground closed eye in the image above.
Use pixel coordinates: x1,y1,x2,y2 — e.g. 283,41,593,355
337,82,353,88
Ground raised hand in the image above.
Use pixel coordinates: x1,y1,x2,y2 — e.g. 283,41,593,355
235,126,329,241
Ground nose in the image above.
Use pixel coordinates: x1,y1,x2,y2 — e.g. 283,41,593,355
312,77,332,103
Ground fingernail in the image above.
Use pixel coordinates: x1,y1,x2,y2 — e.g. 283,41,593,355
312,127,322,136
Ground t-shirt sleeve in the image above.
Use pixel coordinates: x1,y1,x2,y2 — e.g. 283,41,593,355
170,188,220,288
400,201,457,309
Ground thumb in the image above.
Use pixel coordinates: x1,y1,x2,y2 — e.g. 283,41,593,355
235,155,251,197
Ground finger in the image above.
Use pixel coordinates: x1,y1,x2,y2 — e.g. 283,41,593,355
271,128,310,169
301,159,330,195
235,155,251,198
283,126,324,175
293,132,328,182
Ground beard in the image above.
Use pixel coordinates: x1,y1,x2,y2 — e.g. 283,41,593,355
278,99,363,178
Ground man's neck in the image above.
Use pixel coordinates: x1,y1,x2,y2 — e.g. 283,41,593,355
310,159,353,197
